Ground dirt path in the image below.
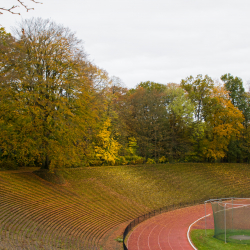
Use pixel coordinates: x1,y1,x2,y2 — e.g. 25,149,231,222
127,204,213,250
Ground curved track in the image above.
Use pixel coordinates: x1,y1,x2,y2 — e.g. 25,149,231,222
127,204,213,250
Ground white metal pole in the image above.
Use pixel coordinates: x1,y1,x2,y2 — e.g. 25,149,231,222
205,201,207,236
232,198,234,232
225,203,227,243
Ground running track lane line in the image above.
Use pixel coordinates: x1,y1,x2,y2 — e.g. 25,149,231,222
187,213,211,250
138,223,151,250
157,216,177,250
148,224,158,250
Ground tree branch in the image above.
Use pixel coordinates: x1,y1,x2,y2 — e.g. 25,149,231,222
0,0,42,15
0,6,20,15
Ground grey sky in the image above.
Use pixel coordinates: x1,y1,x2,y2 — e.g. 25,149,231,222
1,0,250,89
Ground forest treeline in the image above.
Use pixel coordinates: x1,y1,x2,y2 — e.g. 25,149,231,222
1,18,250,171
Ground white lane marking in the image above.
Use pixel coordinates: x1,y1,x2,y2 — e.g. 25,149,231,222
148,224,158,250
158,224,166,250
158,217,176,250
127,221,146,249
168,228,174,250
178,227,185,250
136,221,154,250
187,213,211,250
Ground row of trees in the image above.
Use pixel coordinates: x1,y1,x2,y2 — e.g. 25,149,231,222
125,76,248,163
1,18,250,171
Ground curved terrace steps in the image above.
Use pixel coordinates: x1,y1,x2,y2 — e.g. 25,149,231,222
0,170,148,249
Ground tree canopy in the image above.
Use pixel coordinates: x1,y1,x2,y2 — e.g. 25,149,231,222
0,19,249,169
0,18,100,170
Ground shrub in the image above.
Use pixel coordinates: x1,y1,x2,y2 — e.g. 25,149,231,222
116,156,128,165
127,156,145,165
0,158,18,170
159,156,167,163
146,158,156,164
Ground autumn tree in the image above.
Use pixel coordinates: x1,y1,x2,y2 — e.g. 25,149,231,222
92,118,121,166
220,74,250,162
202,85,244,161
0,18,98,170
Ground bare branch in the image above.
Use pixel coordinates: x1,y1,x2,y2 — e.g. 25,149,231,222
30,0,42,3
0,0,42,15
0,6,20,15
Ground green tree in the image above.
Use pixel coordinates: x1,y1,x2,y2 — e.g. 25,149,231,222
221,73,245,109
125,81,168,160
163,83,195,162
0,19,98,170
123,81,195,162
180,75,214,160
181,74,214,122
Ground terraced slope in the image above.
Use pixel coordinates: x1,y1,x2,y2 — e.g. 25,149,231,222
0,169,146,249
0,163,250,249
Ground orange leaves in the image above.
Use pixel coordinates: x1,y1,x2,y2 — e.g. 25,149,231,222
203,85,244,161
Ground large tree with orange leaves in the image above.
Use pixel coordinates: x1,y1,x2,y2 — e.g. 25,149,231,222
202,85,244,161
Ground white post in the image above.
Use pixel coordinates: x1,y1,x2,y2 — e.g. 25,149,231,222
225,203,227,243
232,198,233,232
205,201,207,236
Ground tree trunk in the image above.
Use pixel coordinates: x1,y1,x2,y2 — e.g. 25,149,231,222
42,154,50,170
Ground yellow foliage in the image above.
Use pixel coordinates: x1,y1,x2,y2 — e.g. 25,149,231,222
203,86,244,160
94,118,121,165
146,158,156,164
159,156,167,163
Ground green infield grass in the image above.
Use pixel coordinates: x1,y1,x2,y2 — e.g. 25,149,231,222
191,229,250,249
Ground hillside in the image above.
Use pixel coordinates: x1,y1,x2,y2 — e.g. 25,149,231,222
0,163,250,249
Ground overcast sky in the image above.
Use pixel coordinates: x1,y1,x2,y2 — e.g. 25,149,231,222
1,0,250,89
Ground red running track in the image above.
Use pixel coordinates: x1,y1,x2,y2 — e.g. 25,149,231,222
127,204,213,250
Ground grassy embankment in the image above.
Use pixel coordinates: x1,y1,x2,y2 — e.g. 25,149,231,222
0,163,250,249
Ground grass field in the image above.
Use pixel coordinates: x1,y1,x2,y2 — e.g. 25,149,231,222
1,163,250,249
216,230,250,244
191,229,250,249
